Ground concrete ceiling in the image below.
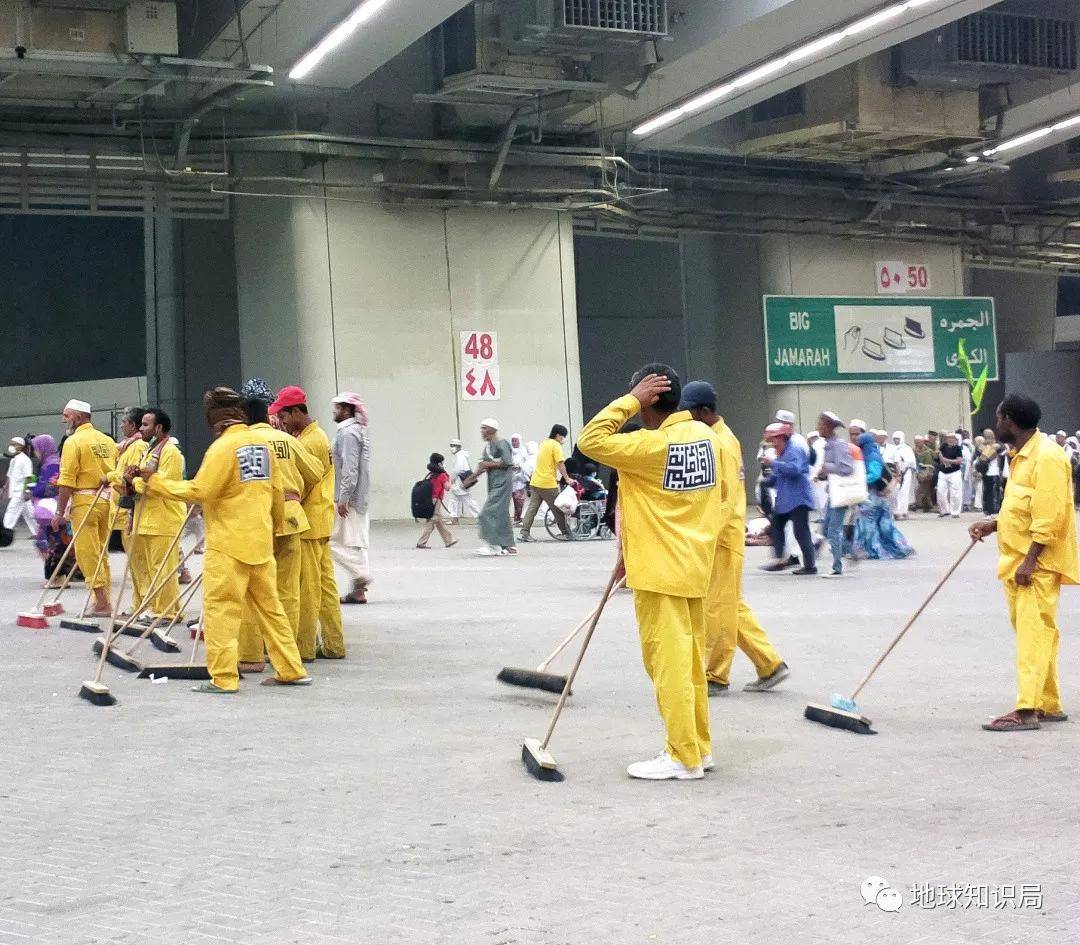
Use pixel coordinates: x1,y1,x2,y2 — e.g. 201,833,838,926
200,0,474,89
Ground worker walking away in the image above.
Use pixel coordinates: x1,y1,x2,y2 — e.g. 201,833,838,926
679,382,789,696
136,387,310,693
578,364,724,781
54,399,117,617
518,424,574,543
330,392,373,605
236,385,323,673
971,394,1078,732
128,408,186,619
270,386,345,661
106,408,149,612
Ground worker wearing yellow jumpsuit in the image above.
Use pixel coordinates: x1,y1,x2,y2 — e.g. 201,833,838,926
141,416,309,692
972,404,1078,731
270,386,345,661
105,432,148,607
131,437,186,617
237,420,322,669
55,407,117,615
692,402,787,693
578,369,725,780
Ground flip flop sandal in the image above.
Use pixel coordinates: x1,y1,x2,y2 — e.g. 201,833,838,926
1038,710,1069,722
981,711,1040,732
883,327,906,350
904,317,925,339
862,338,886,362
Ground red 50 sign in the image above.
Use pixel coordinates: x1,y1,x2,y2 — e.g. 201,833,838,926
877,261,930,294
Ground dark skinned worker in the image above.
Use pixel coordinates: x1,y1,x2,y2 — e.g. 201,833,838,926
578,364,725,781
971,394,1078,732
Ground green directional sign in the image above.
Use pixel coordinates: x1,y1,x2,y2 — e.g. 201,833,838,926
763,296,998,384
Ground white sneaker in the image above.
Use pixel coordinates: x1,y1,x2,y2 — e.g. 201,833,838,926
626,752,704,780
702,754,715,771
475,545,500,557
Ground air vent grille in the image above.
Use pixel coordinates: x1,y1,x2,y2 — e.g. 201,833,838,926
561,0,667,35
957,11,1077,71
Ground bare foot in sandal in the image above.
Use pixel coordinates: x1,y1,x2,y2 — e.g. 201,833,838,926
982,710,1040,732
1037,709,1069,723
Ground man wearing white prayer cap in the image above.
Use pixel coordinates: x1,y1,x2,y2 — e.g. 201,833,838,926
54,398,118,615
475,418,515,556
848,418,868,444
774,409,809,457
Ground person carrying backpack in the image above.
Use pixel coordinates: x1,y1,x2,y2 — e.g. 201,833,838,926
416,453,457,549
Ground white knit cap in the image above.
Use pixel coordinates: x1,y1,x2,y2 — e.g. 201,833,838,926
775,409,796,424
849,418,867,431
480,417,500,431
65,399,91,413
9,436,24,446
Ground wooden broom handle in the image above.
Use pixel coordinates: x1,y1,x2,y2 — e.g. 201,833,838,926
538,577,626,671
849,539,978,701
541,565,622,751
34,484,107,610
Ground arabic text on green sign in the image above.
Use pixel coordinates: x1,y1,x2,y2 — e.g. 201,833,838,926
763,296,998,384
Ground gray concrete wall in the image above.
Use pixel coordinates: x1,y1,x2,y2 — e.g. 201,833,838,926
966,266,1058,430
233,156,582,520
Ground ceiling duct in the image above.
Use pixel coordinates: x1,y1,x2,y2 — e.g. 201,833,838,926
896,3,1079,91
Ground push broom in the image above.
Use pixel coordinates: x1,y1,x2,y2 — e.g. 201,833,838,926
78,503,143,706
18,484,107,628
805,538,979,735
139,601,210,681
95,574,201,673
498,577,626,693
522,566,622,782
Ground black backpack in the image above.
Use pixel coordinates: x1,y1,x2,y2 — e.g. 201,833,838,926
411,476,436,520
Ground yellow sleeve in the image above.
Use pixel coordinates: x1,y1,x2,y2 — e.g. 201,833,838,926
578,395,661,472
291,438,323,495
271,450,285,534
148,440,231,505
133,445,182,495
1030,453,1072,547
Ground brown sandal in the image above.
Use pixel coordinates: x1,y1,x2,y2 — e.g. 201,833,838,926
1038,710,1069,723
981,711,1040,732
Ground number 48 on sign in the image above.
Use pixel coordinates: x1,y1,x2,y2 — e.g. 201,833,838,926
461,330,500,401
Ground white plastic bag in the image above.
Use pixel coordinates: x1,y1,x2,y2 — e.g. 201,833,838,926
553,485,579,515
828,460,868,508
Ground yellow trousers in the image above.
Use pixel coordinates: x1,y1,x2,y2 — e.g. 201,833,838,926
1005,571,1063,714
120,528,145,612
238,533,302,663
704,546,783,686
201,549,307,691
70,498,110,592
632,589,710,769
135,534,180,616
298,537,344,661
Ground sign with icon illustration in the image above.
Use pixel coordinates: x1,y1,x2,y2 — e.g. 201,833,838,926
763,296,997,384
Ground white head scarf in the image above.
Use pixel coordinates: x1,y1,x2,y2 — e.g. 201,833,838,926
892,431,917,469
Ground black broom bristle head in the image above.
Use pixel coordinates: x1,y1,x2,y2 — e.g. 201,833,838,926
148,630,182,653
137,664,210,680
804,702,876,735
497,666,569,694
92,639,140,673
521,739,564,782
78,682,116,706
60,619,101,633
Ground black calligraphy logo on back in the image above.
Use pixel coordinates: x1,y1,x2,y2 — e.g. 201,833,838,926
663,441,716,492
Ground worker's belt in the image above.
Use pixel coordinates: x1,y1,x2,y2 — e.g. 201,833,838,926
74,488,101,496
284,491,302,503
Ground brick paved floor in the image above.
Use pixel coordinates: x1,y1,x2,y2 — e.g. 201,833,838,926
1,515,1078,944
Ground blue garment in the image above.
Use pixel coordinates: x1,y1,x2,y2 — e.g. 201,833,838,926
821,435,853,478
850,494,913,560
824,504,847,574
857,433,884,485
770,441,816,514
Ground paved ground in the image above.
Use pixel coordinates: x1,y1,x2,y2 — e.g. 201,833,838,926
1,514,1078,945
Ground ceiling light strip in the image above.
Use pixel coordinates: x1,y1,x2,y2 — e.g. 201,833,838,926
289,0,393,81
980,111,1080,158
632,0,945,138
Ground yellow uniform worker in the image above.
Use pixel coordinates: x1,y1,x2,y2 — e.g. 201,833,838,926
297,419,345,659
55,410,117,608
705,415,786,691
106,432,149,606
578,373,725,780
238,422,322,666
131,437,187,617
144,418,308,691
975,405,1078,732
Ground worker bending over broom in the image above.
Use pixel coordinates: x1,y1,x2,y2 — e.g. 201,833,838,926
970,394,1078,732
578,364,726,781
132,387,311,694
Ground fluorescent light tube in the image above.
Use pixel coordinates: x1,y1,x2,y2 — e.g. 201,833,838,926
632,0,944,138
289,0,392,80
